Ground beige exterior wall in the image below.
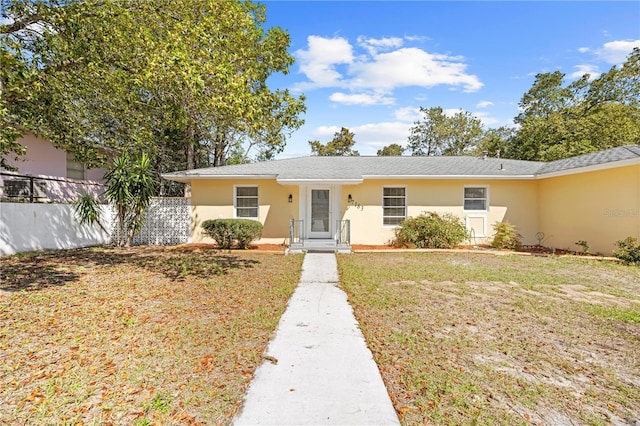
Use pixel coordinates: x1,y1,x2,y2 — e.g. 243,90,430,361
341,179,539,246
189,167,639,250
538,165,640,255
190,179,299,244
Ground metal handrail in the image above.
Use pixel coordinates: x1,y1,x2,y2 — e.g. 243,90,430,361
336,219,350,246
289,219,304,245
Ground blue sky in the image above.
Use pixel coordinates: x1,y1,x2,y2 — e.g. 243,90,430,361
263,1,640,157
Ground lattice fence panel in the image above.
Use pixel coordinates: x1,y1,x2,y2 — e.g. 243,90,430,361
136,197,191,245
111,197,191,246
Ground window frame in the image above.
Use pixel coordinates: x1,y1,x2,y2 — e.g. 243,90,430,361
234,185,259,219
463,186,489,212
66,152,85,180
382,186,407,227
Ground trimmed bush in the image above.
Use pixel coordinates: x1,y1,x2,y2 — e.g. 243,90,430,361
491,221,522,250
393,212,468,249
613,237,640,265
201,219,263,249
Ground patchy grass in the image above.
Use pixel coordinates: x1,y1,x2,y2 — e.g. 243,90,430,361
338,252,640,425
0,246,302,425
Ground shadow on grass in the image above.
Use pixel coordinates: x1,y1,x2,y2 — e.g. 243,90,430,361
0,246,261,293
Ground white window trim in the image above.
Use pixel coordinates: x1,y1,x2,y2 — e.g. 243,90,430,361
382,186,407,227
234,185,259,219
463,185,489,212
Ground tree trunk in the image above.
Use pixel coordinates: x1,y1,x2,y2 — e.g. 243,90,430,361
184,126,196,197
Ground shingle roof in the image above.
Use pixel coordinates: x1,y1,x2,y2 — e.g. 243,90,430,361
162,145,640,182
537,145,640,175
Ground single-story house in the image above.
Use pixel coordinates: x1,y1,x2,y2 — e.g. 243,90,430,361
162,146,640,254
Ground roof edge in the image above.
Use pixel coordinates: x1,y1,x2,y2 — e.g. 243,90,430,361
276,178,364,185
536,157,640,179
362,174,537,180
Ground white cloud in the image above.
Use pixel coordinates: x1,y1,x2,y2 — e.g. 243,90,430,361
476,101,494,108
351,122,412,153
472,111,500,127
571,64,600,80
578,47,590,53
313,125,343,140
311,122,411,155
294,35,483,94
405,35,430,43
393,106,422,122
357,36,403,55
329,91,395,106
350,48,483,92
597,39,640,64
442,108,461,117
294,36,354,89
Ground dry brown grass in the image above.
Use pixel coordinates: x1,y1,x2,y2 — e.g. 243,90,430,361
0,246,302,425
338,252,640,425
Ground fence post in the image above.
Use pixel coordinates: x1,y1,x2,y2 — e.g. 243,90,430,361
28,175,34,203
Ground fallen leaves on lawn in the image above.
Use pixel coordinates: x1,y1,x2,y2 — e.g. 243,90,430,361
0,247,302,424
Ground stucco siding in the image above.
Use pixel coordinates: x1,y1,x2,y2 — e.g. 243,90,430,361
6,133,67,176
4,133,106,181
190,179,298,244
538,165,640,255
342,179,539,246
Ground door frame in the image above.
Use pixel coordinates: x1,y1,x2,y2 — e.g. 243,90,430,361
298,185,342,239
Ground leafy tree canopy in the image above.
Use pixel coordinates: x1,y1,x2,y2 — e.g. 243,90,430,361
309,127,359,156
377,143,405,156
1,0,305,177
510,47,640,160
407,107,483,156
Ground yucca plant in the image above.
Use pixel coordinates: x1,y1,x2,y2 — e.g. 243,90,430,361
75,152,156,247
74,193,109,235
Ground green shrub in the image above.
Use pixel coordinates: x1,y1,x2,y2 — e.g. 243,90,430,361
201,219,263,249
491,221,522,250
613,237,640,265
393,212,468,249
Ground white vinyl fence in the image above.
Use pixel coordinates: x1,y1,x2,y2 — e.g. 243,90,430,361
1,197,190,256
0,202,114,255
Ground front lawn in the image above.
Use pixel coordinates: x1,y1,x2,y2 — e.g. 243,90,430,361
338,252,640,425
0,246,302,425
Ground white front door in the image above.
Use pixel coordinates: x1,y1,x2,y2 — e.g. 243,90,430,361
308,188,331,238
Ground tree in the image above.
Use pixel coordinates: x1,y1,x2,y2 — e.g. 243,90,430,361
75,152,155,247
309,127,360,156
511,48,640,161
1,0,305,177
474,126,516,158
407,107,483,156
377,143,405,156
0,25,30,170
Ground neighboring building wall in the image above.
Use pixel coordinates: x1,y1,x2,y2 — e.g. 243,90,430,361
190,179,297,244
342,179,539,246
0,202,113,255
5,133,67,176
538,165,640,255
3,133,106,182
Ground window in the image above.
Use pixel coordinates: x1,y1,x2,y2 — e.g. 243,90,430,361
464,187,487,211
66,152,85,180
235,186,258,218
383,187,406,226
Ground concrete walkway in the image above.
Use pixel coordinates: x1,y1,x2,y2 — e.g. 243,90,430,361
233,252,400,426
